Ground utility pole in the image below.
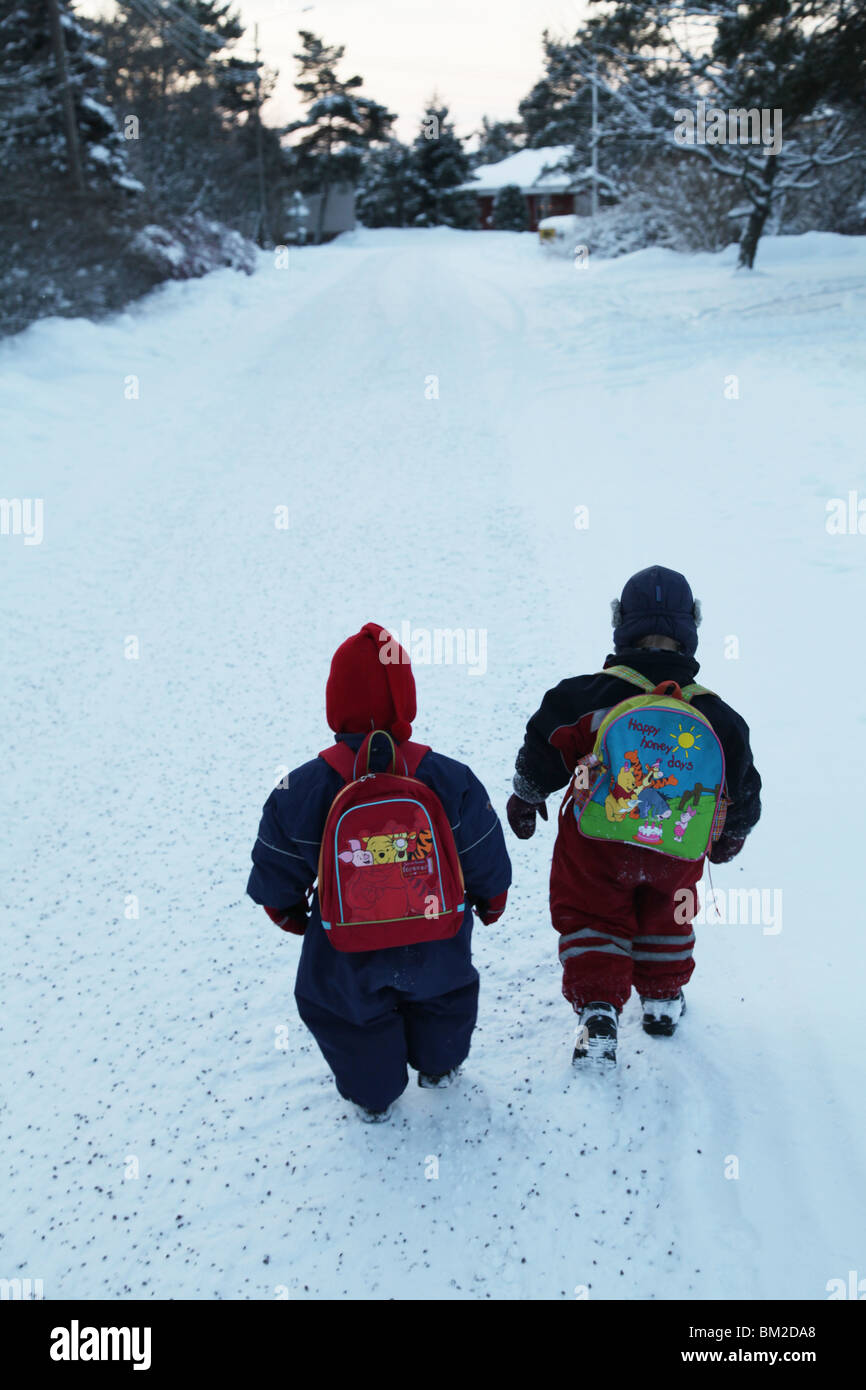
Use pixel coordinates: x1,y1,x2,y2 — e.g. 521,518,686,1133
46,0,84,194
253,23,269,247
159,11,167,100
590,54,599,224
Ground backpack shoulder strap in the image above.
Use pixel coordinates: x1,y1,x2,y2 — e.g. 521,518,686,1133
318,742,357,781
680,682,715,701
603,665,716,703
601,664,655,692
401,740,432,776
318,737,432,783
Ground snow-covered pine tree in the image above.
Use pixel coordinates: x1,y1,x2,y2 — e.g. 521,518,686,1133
492,184,529,231
99,0,256,117
520,30,593,150
0,1,154,335
287,31,395,244
355,139,414,227
96,0,282,241
406,102,477,228
516,28,643,221
472,116,524,166
585,0,866,267
0,0,140,196
518,30,626,154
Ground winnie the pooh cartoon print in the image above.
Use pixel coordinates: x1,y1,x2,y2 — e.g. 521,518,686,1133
362,831,415,864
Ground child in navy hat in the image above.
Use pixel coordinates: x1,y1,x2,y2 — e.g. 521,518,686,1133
247,623,512,1121
507,566,761,1064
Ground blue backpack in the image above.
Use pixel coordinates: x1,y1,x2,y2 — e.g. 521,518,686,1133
572,665,727,862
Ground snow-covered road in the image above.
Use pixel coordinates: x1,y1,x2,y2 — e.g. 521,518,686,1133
3,227,865,1299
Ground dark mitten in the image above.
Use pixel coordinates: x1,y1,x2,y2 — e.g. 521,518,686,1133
708,832,746,865
506,793,548,840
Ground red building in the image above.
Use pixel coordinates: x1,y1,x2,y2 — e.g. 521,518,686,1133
463,147,579,231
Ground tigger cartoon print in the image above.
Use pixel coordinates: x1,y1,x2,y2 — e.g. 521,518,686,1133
410,828,433,861
630,758,679,820
390,832,412,863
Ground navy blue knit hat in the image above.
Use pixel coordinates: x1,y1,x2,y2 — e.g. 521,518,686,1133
611,565,702,657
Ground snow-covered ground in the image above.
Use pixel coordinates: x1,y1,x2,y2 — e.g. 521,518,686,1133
2,227,865,1300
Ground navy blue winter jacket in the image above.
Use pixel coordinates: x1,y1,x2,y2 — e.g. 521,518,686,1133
247,732,512,1024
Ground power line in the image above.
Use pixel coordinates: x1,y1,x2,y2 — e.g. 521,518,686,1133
117,0,214,68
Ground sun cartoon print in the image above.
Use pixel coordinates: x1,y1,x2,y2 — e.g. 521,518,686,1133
670,722,702,754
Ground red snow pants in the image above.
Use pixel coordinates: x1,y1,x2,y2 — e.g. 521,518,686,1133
550,804,704,1012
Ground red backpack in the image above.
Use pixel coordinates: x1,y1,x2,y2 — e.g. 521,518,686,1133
317,730,466,952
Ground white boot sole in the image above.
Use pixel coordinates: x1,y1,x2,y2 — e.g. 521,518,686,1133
572,1034,617,1066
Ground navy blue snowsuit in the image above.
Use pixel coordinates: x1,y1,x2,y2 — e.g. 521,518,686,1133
247,732,512,1112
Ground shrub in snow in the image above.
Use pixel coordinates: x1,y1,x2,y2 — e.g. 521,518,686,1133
537,160,743,262
0,212,257,339
132,216,257,279
536,205,659,261
492,184,529,231
0,206,162,338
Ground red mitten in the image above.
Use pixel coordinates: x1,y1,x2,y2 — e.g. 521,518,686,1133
263,904,308,935
474,890,508,925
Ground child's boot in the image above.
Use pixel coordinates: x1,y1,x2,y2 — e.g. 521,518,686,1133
352,1102,393,1123
640,991,686,1037
418,1067,461,1089
572,1001,618,1065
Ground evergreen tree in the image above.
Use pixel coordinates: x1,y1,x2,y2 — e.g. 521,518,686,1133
95,0,285,242
287,31,395,243
0,1,154,336
585,0,866,267
522,29,657,201
473,115,523,165
492,183,529,230
355,139,414,227
97,0,254,113
0,0,139,196
518,32,624,152
406,101,477,228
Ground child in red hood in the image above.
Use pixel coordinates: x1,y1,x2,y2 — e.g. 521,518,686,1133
247,623,512,1121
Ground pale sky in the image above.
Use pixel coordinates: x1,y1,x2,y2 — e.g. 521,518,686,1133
81,0,591,143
